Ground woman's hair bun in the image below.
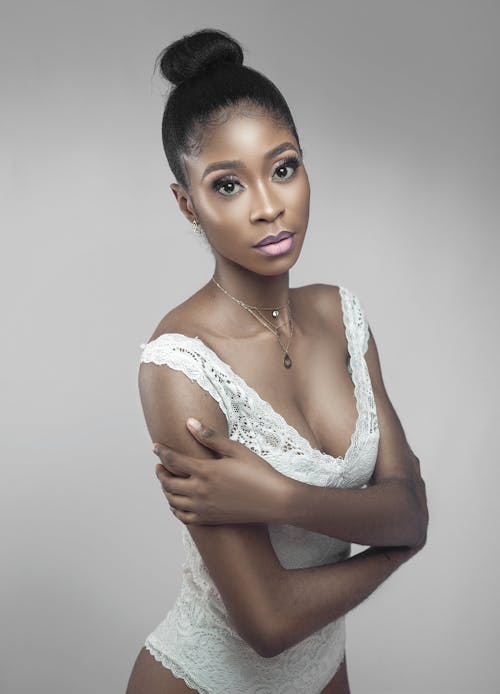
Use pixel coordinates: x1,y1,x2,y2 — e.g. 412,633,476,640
158,28,244,87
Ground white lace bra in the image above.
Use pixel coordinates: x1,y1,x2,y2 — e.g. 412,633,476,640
138,285,379,694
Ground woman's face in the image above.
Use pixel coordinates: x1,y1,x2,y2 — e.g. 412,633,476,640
172,110,310,276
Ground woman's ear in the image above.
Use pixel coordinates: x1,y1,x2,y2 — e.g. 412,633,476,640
170,182,197,225
170,182,180,200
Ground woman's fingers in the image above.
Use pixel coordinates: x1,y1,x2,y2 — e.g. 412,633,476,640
155,464,194,511
153,442,192,478
152,430,238,526
185,418,234,457
155,462,195,497
152,442,208,523
163,489,194,512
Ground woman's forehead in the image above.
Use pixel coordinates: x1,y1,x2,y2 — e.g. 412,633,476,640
185,115,296,173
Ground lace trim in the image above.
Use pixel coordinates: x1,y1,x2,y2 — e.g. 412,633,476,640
145,617,346,694
338,286,378,473
144,641,209,694
339,285,370,356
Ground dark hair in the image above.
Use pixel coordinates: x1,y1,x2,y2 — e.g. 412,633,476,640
154,28,303,192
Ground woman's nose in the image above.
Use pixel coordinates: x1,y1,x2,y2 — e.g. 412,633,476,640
249,181,285,222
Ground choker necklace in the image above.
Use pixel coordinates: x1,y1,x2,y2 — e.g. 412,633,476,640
211,276,294,368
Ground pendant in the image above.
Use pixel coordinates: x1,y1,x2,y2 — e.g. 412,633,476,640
272,309,279,317
284,352,292,368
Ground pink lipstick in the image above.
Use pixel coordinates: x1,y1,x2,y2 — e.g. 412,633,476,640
254,233,296,256
254,230,294,247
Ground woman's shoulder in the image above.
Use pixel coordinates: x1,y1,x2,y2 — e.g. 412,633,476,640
292,282,343,333
148,313,195,344
293,282,341,307
147,291,210,343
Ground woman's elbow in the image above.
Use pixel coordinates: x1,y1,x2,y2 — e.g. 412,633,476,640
254,612,294,658
252,634,280,659
407,476,429,548
235,610,285,659
253,626,287,659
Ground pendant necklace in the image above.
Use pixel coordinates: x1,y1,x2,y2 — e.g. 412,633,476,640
211,276,294,368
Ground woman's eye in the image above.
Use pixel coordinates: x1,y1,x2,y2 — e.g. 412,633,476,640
211,155,302,198
212,177,242,197
273,156,301,181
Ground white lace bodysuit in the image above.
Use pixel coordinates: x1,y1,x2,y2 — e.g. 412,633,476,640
138,285,380,694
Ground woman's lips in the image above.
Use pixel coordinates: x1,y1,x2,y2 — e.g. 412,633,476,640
254,234,296,256
255,231,293,246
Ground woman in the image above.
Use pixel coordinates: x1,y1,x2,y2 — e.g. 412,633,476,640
126,28,428,694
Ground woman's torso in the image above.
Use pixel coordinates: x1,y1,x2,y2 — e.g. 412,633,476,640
136,283,379,694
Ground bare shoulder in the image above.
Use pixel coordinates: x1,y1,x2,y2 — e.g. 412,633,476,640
139,297,227,439
147,294,207,343
292,283,343,334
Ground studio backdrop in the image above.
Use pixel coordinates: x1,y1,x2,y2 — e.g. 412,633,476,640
1,2,498,693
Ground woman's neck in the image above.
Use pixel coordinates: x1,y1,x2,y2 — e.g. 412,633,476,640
203,266,294,340
211,266,291,308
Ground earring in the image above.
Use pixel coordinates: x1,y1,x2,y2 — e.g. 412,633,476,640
191,218,210,252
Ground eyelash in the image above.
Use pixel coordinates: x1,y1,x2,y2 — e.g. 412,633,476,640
211,155,302,198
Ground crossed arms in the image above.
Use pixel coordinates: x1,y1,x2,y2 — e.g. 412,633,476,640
138,328,428,658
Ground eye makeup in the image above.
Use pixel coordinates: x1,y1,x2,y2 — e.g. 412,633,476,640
211,155,302,198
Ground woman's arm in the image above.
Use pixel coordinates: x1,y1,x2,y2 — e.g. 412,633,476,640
282,476,422,547
153,325,429,547
139,359,424,659
278,327,429,547
268,542,422,658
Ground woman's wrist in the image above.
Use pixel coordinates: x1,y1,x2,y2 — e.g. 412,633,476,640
273,475,301,525
276,477,321,527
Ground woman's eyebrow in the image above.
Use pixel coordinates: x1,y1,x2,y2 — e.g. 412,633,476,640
201,141,299,181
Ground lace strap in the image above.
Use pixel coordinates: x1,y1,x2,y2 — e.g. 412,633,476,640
338,286,370,356
338,286,379,456
139,334,232,428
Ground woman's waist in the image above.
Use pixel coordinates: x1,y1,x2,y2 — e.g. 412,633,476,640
266,523,351,569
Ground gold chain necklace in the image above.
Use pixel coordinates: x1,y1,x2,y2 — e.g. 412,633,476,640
211,276,294,368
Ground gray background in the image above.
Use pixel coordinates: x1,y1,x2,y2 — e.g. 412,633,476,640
2,1,499,692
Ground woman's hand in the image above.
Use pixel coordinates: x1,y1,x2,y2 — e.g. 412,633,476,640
153,417,293,526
